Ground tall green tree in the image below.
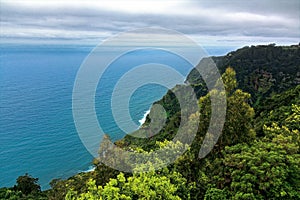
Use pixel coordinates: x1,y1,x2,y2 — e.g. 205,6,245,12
14,173,41,196
197,67,255,152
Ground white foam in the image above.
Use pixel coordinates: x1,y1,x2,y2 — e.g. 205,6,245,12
138,109,150,126
83,166,95,173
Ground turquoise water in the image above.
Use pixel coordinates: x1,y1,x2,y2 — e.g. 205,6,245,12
0,44,235,189
0,45,94,189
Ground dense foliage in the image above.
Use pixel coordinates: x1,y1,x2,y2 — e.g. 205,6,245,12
0,174,46,200
1,44,299,199
66,169,190,200
187,44,300,104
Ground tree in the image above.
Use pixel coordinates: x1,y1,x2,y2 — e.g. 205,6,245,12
47,171,96,200
0,188,23,200
212,137,299,199
14,173,41,195
198,67,255,152
210,116,300,199
66,169,190,200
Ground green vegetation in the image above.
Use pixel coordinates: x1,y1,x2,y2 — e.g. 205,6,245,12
66,169,190,200
0,174,46,200
210,110,300,199
1,44,299,199
187,44,300,104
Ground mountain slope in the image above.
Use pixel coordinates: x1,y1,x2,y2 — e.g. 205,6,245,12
187,44,300,105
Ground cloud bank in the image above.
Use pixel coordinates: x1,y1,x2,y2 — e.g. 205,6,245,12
0,0,299,46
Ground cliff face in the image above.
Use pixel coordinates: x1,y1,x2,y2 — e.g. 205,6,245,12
186,44,300,105
121,44,300,150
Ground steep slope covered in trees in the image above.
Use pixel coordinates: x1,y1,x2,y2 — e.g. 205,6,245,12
1,44,299,200
187,44,300,104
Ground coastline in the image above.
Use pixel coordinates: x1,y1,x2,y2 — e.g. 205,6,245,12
83,108,151,173
138,109,151,126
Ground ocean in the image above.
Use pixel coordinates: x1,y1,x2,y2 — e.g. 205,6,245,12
0,44,236,189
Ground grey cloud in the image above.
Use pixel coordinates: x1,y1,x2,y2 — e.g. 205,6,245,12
1,0,299,45
189,0,299,18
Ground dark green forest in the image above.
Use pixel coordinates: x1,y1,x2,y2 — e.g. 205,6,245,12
1,44,299,199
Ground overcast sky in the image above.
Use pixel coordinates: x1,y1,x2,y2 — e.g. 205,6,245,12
0,0,299,46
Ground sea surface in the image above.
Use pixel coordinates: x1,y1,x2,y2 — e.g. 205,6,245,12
0,44,236,189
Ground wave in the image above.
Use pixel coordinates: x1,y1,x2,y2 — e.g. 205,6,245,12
138,109,150,126
82,166,95,173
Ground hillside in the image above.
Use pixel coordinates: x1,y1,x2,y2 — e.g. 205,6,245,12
187,44,300,105
122,44,300,148
1,44,299,200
